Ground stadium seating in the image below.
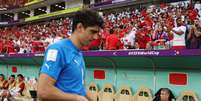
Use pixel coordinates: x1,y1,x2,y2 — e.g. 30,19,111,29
133,87,153,101
177,90,199,101
98,83,115,101
114,86,133,101
87,82,99,101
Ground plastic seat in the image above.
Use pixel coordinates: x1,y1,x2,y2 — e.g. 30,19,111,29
98,83,115,101
114,86,133,101
133,87,152,101
87,82,99,101
177,90,199,101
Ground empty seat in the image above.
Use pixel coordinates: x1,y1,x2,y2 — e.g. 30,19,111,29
87,82,99,101
114,86,133,101
133,87,153,101
177,90,199,101
98,83,115,101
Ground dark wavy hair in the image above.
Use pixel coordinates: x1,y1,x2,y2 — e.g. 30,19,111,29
153,88,176,101
0,74,5,80
72,9,104,32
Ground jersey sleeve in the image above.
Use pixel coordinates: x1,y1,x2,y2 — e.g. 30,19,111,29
40,45,63,81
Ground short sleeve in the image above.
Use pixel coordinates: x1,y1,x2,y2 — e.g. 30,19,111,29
40,46,63,80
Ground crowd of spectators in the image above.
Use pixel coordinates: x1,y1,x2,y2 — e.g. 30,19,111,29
0,1,200,54
97,1,201,50
0,0,28,10
0,18,71,54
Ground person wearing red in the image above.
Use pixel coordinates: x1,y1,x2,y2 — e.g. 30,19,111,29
3,0,9,8
144,16,153,28
31,38,38,53
38,41,45,53
8,75,16,90
188,8,198,22
0,38,3,53
81,38,101,51
115,26,124,49
101,27,110,49
88,38,101,50
1,75,16,101
6,0,15,8
140,9,148,17
6,38,16,54
0,74,8,90
136,26,151,49
14,30,21,39
17,0,27,7
106,29,120,50
16,74,25,96
31,37,45,53
0,0,3,8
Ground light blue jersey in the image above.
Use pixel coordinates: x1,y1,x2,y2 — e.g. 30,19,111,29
40,39,86,96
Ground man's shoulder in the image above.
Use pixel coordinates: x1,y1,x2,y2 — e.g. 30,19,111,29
48,39,70,50
47,39,76,61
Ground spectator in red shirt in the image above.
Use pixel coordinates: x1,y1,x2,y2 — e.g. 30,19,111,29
88,39,101,50
136,26,151,49
106,29,120,50
31,37,45,53
188,8,198,21
3,0,9,8
6,38,16,54
101,27,110,49
0,38,3,53
16,74,25,96
1,39,7,54
0,0,4,8
0,74,8,89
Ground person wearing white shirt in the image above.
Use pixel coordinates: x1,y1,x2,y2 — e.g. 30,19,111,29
122,27,136,49
171,17,186,49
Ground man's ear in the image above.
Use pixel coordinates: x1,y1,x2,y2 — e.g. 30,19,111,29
76,23,84,32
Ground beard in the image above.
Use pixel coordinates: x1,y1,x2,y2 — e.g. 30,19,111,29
80,39,91,46
85,40,91,46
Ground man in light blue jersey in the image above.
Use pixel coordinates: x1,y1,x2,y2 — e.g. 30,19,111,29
37,10,104,101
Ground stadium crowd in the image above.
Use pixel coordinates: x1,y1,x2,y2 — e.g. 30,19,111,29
0,1,200,54
0,0,28,10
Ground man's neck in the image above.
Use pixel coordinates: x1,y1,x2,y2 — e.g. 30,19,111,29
69,33,82,49
161,99,169,101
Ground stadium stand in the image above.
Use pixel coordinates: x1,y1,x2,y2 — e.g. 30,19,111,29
0,0,201,100
0,0,28,10
0,0,200,54
0,17,71,54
